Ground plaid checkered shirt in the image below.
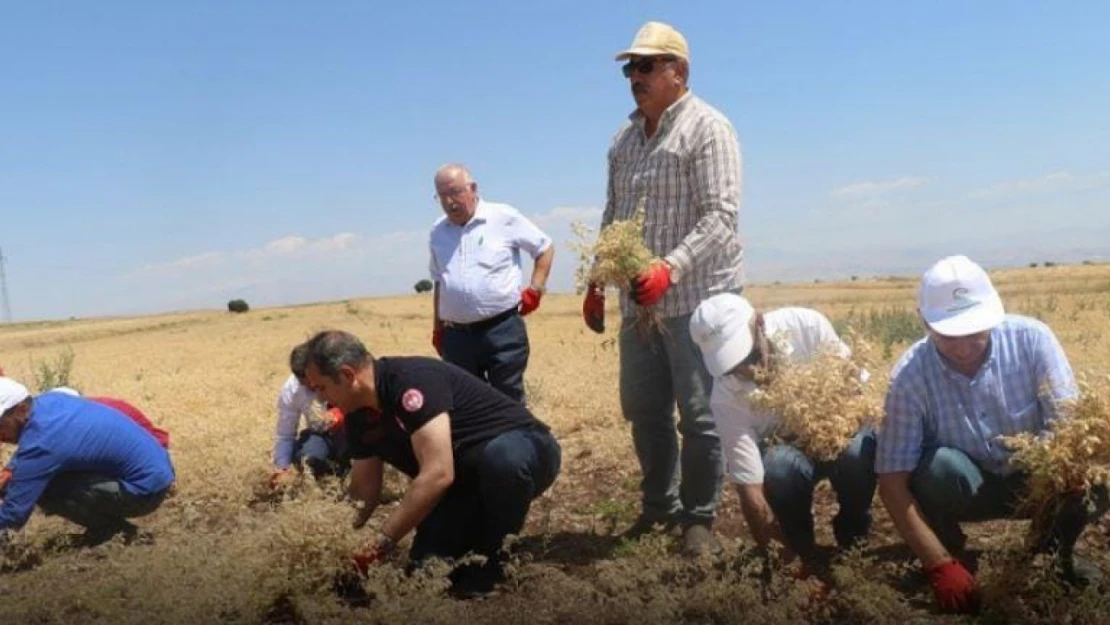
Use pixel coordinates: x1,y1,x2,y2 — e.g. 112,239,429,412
603,91,744,319
876,315,1078,476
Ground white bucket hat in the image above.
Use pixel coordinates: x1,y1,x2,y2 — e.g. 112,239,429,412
689,293,756,377
919,255,1005,336
0,377,30,415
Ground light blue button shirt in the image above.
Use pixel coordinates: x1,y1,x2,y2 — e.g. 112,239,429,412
876,315,1077,476
429,200,552,324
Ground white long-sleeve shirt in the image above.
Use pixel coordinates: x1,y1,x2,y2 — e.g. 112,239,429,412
272,374,331,469
708,307,851,484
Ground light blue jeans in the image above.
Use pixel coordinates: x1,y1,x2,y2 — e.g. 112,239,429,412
619,312,723,525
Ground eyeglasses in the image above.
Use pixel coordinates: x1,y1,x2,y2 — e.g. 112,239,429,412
434,185,473,203
621,55,677,78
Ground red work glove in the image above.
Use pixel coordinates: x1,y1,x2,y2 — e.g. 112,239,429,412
582,283,605,334
350,549,383,577
631,261,672,307
0,467,11,496
927,560,979,614
519,286,542,316
432,325,443,356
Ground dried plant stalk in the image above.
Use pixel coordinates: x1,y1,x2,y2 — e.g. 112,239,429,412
570,202,662,335
749,330,887,462
1001,376,1110,516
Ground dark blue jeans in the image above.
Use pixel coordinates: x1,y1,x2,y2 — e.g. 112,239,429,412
762,429,877,557
38,472,170,537
442,312,529,403
293,429,349,479
910,446,1110,555
409,427,561,571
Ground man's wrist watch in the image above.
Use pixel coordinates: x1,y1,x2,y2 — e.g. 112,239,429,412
529,283,547,295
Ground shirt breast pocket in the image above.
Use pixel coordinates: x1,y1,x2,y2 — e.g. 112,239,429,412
476,241,511,271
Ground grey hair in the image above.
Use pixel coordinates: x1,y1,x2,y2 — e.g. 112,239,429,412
289,343,311,379
304,330,373,381
434,163,473,186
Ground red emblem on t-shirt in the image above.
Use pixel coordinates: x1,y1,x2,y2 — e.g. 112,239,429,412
401,389,424,412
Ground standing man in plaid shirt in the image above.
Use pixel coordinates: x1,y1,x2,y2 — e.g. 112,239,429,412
877,255,1109,614
582,21,743,556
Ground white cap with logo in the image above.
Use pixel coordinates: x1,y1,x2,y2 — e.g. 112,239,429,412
0,377,30,416
919,255,1005,337
689,293,756,377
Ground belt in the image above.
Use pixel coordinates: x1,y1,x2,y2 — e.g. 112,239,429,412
442,308,518,333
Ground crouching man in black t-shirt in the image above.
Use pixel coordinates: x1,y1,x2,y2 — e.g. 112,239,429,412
301,330,562,595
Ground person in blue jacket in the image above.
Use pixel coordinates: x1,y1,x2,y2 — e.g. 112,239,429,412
0,376,175,545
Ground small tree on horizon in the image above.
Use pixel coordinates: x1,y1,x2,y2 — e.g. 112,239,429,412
414,279,433,294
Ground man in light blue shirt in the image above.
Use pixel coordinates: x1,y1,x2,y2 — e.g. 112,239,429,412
877,255,1108,614
0,376,175,546
428,163,554,403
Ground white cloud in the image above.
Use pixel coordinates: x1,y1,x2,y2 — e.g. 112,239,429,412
970,170,1110,200
831,176,928,200
114,205,606,313
119,229,429,312
531,205,603,229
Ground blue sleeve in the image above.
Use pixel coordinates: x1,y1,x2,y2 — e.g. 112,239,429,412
0,446,60,530
875,361,927,474
1030,322,1077,423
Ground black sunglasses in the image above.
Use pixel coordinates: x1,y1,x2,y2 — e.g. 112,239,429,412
621,55,677,78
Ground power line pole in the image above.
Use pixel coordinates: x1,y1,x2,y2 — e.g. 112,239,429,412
0,246,11,323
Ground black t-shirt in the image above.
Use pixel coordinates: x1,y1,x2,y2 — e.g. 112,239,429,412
345,357,547,478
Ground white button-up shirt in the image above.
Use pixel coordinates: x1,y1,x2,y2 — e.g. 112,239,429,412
708,307,851,484
429,199,552,324
273,374,330,468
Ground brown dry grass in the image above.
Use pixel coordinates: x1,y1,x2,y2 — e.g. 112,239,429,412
0,264,1108,623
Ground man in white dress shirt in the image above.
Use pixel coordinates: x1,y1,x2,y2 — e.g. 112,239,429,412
428,163,554,403
690,293,877,565
272,343,348,480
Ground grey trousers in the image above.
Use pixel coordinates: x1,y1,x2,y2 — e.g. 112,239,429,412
619,312,723,524
38,472,169,536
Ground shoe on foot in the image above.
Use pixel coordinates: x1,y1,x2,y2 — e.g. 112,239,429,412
1057,555,1103,588
621,514,678,541
681,523,722,558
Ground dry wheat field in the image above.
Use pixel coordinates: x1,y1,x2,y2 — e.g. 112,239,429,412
1,263,1109,625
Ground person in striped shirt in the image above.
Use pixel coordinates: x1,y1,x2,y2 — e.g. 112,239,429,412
877,255,1109,613
581,21,744,557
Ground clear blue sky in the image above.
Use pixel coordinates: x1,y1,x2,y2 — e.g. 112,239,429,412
2,1,1108,320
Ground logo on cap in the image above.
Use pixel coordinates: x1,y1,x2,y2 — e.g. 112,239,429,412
945,287,979,313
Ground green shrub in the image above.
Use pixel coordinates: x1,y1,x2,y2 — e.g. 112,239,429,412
227,299,250,313
32,346,77,393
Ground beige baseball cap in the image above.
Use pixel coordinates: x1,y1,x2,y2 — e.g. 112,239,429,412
615,21,689,61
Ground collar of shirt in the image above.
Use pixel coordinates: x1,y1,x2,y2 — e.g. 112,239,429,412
628,90,694,138
926,329,998,385
444,199,489,231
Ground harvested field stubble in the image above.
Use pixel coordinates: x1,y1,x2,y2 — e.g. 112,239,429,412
0,264,1109,623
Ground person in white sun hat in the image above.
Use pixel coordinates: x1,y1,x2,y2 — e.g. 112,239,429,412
0,376,174,547
689,293,876,568
877,255,1109,614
